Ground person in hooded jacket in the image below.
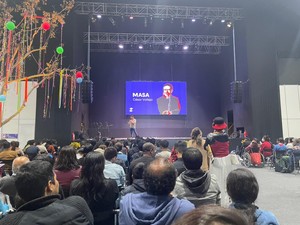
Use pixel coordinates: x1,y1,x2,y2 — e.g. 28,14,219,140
172,147,221,207
119,157,194,225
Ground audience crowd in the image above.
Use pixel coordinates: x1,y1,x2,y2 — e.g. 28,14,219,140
0,116,290,225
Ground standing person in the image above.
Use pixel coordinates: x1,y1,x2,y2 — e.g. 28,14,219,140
128,115,138,138
204,117,238,206
156,83,181,115
227,168,279,225
187,127,212,172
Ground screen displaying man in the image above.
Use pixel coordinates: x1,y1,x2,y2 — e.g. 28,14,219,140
157,83,181,115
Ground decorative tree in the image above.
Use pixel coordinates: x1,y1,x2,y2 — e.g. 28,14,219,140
0,0,83,127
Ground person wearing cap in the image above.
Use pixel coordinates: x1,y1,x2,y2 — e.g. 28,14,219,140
204,117,235,206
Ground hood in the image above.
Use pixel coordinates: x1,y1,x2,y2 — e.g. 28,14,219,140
181,170,211,195
121,192,181,225
132,179,146,192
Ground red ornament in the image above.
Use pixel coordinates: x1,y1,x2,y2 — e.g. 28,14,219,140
76,71,83,78
41,22,50,31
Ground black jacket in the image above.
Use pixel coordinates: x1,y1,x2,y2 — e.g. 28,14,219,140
0,195,94,225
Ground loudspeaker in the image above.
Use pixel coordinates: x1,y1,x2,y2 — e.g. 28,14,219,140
231,81,242,103
81,80,93,104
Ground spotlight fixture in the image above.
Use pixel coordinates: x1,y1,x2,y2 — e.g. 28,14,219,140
227,21,232,28
129,16,134,20
221,19,225,23
191,18,196,22
97,14,102,19
181,20,184,29
164,45,170,50
138,45,143,49
118,44,124,49
108,17,116,26
144,17,148,28
183,45,189,50
90,15,97,23
209,20,214,26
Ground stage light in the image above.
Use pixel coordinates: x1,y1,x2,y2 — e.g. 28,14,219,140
118,44,124,49
90,15,97,23
209,20,214,26
144,17,148,27
181,20,184,29
138,45,143,49
164,45,170,50
171,17,174,23
97,14,102,19
191,18,196,22
183,45,189,50
227,21,232,28
108,17,116,26
129,16,134,20
221,19,225,23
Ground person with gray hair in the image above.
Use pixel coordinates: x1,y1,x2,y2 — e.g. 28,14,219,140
0,156,30,208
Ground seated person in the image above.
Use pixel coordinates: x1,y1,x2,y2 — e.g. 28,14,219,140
245,138,260,153
0,160,93,224
119,157,194,225
172,141,188,176
227,168,279,225
172,148,221,207
273,137,287,152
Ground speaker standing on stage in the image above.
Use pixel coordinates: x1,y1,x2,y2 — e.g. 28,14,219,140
128,115,138,138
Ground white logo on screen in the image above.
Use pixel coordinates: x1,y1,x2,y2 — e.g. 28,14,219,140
129,107,133,112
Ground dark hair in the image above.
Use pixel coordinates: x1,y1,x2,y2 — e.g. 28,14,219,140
172,205,250,225
115,142,123,152
174,141,187,154
11,141,19,150
15,161,55,202
190,127,203,146
55,146,80,171
70,152,107,204
2,140,11,149
104,147,117,161
277,137,284,143
132,162,145,179
159,139,169,148
263,135,270,142
33,154,55,167
143,157,176,195
227,168,259,223
182,148,203,170
26,140,35,146
142,142,155,152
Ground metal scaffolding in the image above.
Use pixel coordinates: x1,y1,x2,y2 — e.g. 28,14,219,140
84,32,229,54
74,2,243,21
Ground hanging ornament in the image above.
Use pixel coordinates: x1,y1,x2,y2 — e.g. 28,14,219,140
6,21,15,31
76,78,83,84
0,95,6,102
76,71,83,79
56,46,64,54
41,22,50,31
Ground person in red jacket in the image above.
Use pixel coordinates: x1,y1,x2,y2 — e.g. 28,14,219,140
260,135,273,158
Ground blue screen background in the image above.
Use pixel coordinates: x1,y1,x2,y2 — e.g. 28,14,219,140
125,81,187,115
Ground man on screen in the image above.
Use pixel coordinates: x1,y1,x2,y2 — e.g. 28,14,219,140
157,83,181,115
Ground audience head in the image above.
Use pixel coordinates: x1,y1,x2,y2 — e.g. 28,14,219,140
81,151,105,178
2,140,10,150
104,147,118,161
15,161,59,202
11,141,19,150
174,141,187,156
132,162,145,180
115,142,123,152
182,147,203,170
227,168,259,205
142,142,156,156
191,127,202,139
277,137,284,144
12,156,30,174
55,146,79,171
172,205,250,225
26,140,36,146
33,154,55,167
143,157,176,195
262,135,270,142
212,117,227,131
159,139,169,149
25,146,39,161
